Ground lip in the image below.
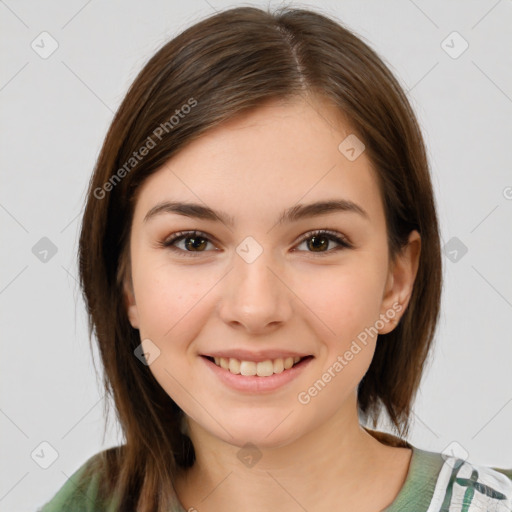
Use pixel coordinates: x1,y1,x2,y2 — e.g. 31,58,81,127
201,355,314,393
201,349,311,363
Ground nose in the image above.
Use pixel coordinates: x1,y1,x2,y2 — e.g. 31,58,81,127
218,250,293,334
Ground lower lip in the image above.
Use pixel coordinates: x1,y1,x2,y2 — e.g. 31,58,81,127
201,356,313,393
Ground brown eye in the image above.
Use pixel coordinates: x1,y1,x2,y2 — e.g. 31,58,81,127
183,235,208,251
161,231,216,256
306,234,330,252
295,230,352,254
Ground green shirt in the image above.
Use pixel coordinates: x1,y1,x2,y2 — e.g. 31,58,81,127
40,439,512,511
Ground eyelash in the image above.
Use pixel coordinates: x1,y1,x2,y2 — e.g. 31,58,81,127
159,229,353,258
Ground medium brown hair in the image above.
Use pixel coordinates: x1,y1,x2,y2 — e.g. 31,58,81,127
78,5,442,510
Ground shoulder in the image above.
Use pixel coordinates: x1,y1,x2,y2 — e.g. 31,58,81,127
427,451,512,511
38,446,124,512
366,427,512,512
401,446,512,512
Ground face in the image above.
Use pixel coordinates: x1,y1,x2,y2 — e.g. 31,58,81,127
124,95,420,449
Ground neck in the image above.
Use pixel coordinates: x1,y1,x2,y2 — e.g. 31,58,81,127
174,402,409,511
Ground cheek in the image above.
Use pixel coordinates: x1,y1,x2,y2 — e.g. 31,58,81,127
296,259,386,344
132,258,214,342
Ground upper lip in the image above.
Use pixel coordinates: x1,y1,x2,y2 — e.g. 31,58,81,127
202,350,312,362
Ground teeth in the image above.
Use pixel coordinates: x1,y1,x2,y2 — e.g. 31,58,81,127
228,358,241,375
240,360,257,376
256,360,274,377
211,355,305,376
273,358,284,374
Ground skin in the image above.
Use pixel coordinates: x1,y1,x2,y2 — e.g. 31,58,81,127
123,94,421,511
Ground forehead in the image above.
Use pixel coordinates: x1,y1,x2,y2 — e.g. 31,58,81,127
133,95,384,227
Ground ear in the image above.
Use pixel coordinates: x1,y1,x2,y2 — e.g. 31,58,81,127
123,276,140,330
379,230,421,334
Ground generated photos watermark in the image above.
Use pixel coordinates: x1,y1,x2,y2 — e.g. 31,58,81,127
297,302,403,405
94,97,198,199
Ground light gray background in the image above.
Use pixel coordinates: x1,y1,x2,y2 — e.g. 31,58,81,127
1,0,511,510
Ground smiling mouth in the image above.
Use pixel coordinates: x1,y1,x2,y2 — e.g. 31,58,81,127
203,355,313,377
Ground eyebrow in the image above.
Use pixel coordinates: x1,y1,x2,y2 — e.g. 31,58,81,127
143,199,369,226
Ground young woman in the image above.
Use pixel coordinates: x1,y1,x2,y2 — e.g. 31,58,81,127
41,6,511,512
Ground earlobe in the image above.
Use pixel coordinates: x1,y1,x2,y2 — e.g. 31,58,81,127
123,279,140,329
379,230,421,334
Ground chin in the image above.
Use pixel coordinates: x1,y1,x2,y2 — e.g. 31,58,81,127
201,409,310,450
